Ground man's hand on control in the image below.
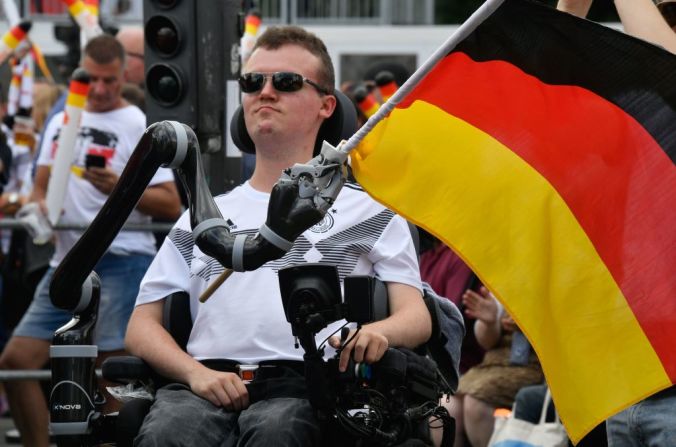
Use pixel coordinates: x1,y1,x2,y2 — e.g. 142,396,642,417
329,326,389,372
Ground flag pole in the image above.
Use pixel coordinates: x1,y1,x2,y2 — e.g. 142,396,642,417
199,0,506,304
2,0,21,25
340,0,506,154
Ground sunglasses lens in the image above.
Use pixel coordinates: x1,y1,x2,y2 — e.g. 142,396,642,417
272,72,304,92
239,73,264,93
239,72,310,93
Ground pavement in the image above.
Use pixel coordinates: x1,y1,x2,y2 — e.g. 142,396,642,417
0,417,20,447
0,414,56,447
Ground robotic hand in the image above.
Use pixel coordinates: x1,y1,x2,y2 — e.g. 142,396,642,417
264,141,348,252
194,140,348,272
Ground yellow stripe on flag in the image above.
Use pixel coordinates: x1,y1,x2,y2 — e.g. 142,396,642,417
68,1,86,17
85,1,99,17
66,93,87,109
352,100,671,441
2,33,20,49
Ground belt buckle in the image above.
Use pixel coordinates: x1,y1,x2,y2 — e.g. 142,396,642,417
237,364,259,384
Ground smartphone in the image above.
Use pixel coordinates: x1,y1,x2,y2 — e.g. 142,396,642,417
85,154,106,169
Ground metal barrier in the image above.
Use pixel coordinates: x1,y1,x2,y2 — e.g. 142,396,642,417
0,369,102,381
0,218,174,233
0,218,172,383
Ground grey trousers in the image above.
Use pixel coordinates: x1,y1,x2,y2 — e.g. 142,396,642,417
134,383,322,446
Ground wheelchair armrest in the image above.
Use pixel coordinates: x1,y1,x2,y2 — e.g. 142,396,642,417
102,355,153,384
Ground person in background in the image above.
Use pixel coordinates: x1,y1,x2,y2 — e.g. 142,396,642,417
0,115,10,420
0,81,64,338
558,0,676,52
0,34,181,447
115,26,145,88
449,286,543,447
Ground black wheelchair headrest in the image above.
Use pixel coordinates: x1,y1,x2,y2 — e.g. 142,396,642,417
230,89,358,156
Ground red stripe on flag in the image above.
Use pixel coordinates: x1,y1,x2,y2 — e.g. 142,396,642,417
69,80,89,96
399,52,676,377
246,15,262,27
10,26,28,41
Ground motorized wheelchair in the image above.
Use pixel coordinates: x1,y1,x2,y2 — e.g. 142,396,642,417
47,90,461,446
97,264,460,447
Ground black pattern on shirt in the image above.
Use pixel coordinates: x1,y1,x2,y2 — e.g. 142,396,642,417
265,209,396,279
168,209,395,283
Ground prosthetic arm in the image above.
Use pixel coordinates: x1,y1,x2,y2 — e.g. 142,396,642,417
49,121,348,312
194,140,347,272
48,121,348,438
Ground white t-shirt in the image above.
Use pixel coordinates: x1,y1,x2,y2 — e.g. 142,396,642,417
136,181,422,363
37,105,175,265
1,140,34,254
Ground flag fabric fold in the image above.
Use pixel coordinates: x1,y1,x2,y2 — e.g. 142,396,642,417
352,0,676,442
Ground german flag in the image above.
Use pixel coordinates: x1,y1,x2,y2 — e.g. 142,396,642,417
66,78,89,109
0,20,31,53
352,0,676,442
84,0,99,18
62,0,86,18
61,0,101,40
244,12,262,35
356,89,380,118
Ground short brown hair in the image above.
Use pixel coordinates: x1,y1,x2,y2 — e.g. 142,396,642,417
253,26,335,93
83,34,125,66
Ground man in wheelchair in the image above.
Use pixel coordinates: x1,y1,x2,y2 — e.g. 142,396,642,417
123,25,434,446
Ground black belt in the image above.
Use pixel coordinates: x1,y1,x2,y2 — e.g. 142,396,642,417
200,359,305,378
199,359,307,402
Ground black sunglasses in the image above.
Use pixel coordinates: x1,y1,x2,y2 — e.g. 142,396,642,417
238,71,331,95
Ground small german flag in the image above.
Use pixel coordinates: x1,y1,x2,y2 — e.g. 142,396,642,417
84,0,99,18
1,20,31,51
62,0,100,40
62,0,86,18
244,12,262,36
353,0,676,442
375,71,398,103
9,69,21,90
66,69,90,109
354,86,380,118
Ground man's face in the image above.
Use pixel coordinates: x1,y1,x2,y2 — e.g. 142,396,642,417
82,56,124,113
124,52,145,87
242,44,335,154
116,28,145,87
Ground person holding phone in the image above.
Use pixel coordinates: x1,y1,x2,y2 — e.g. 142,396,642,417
0,34,181,447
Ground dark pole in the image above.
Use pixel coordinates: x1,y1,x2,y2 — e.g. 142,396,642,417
195,0,242,195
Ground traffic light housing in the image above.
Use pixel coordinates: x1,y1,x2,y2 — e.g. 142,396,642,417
143,0,198,127
53,20,80,79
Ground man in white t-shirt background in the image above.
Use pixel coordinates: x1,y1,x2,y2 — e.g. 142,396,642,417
0,34,181,447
